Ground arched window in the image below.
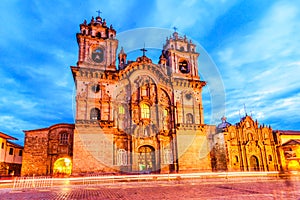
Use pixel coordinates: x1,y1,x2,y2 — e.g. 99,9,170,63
90,108,100,120
164,149,173,164
235,155,239,163
141,103,150,119
179,60,189,73
117,149,127,166
186,113,193,124
96,32,101,38
59,132,69,145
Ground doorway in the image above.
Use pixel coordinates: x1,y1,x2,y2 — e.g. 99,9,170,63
249,155,260,171
138,146,155,172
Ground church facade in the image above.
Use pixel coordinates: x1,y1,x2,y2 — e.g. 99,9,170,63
70,16,212,175
211,116,279,172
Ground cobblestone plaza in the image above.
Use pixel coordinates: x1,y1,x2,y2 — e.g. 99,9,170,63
1,176,300,199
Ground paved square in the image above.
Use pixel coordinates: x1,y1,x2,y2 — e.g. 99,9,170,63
1,178,300,200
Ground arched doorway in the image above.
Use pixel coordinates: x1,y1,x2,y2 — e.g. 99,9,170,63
53,158,72,176
138,146,155,172
249,155,260,171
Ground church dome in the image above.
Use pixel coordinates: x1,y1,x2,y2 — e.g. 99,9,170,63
217,116,231,129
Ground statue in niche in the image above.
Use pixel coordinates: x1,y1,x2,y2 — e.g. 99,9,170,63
150,84,157,103
132,109,139,123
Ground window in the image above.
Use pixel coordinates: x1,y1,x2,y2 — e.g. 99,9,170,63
96,32,101,38
9,148,13,155
141,103,150,119
163,109,169,130
1,142,4,149
90,108,100,120
117,149,127,166
19,150,23,156
179,60,189,73
268,155,272,161
164,149,173,164
59,133,69,145
186,113,193,124
235,156,239,163
119,105,125,114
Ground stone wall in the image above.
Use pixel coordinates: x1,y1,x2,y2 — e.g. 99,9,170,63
176,125,212,172
21,129,49,176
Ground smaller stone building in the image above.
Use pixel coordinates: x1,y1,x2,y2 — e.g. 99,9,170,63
212,116,279,172
0,132,23,176
21,123,74,176
274,130,300,172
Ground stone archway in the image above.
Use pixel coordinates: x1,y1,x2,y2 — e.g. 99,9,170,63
138,145,155,172
53,158,72,176
249,155,260,171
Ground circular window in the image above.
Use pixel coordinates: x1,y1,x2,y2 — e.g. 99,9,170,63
185,93,192,100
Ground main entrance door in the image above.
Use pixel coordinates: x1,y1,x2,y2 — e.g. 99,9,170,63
249,155,260,171
138,146,155,172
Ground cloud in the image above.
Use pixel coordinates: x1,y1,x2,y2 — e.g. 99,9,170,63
151,0,238,36
213,1,300,129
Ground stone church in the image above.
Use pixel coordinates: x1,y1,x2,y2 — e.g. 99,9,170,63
211,116,279,172
71,15,212,175
21,15,212,176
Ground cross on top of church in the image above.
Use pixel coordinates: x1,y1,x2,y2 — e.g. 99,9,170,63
96,10,102,17
140,47,147,57
173,26,178,32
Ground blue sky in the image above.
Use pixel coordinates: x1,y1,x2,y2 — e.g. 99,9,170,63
1,0,300,145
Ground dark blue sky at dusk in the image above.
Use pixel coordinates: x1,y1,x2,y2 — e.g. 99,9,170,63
1,0,300,145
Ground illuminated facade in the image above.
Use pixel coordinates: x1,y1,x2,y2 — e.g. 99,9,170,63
21,124,74,176
212,116,279,172
274,130,300,172
71,16,211,174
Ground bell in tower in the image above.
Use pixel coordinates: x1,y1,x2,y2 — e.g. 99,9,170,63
118,47,127,70
162,28,199,79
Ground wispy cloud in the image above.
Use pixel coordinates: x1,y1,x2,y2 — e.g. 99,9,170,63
213,1,300,129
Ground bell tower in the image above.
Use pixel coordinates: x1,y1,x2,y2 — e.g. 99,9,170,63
76,16,118,71
163,30,199,79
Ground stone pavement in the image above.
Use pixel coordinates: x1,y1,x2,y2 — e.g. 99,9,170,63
1,178,300,200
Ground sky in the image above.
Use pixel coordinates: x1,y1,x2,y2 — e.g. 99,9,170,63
1,0,300,145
